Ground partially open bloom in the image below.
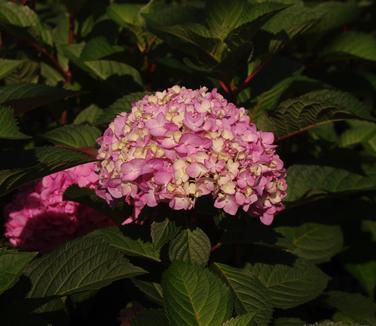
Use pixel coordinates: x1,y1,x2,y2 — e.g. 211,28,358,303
4,163,114,252
96,86,287,225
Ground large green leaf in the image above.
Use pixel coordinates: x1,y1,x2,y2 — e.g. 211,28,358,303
107,3,153,52
25,234,146,298
42,125,101,148
96,92,146,125
339,121,376,154
362,220,376,242
0,249,37,295
151,219,181,250
309,2,360,34
275,223,344,263
212,263,273,325
255,89,374,140
322,32,376,62
285,165,376,205
0,2,51,45
132,279,163,305
0,84,74,113
346,262,376,299
325,291,376,325
0,146,93,196
107,3,144,27
73,105,103,125
162,262,233,326
79,37,124,61
206,0,248,40
0,59,24,80
168,228,211,266
261,4,322,53
63,43,142,85
84,60,142,85
0,106,30,140
0,2,39,28
246,259,329,309
96,227,160,262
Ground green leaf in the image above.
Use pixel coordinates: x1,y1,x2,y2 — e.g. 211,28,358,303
0,59,24,80
107,3,144,27
309,2,360,34
212,263,273,325
132,280,163,305
339,121,376,154
262,4,322,53
255,89,374,140
325,291,376,325
96,92,146,125
0,249,37,295
206,0,247,40
246,259,329,309
151,219,181,250
0,2,52,45
252,73,321,119
275,223,344,263
362,220,376,242
346,262,376,298
168,228,211,266
80,37,124,61
285,165,376,205
148,23,222,63
162,262,233,326
73,105,103,125
0,2,39,28
63,43,142,85
0,106,30,140
84,60,142,85
25,234,146,298
63,185,131,225
96,227,160,262
0,84,74,113
131,309,169,326
107,3,153,52
322,32,376,62
222,313,257,326
42,125,101,148
0,146,93,196
40,63,65,86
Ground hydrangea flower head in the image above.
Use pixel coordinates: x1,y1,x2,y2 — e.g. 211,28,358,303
96,86,287,224
4,163,114,252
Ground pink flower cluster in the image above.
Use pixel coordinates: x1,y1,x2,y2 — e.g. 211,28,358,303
96,86,287,225
4,163,114,252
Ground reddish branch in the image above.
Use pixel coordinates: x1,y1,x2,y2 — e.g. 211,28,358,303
28,41,72,83
211,242,222,253
218,80,230,93
68,13,75,44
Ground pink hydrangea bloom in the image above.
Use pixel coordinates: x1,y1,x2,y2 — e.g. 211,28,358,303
96,86,287,225
4,163,114,252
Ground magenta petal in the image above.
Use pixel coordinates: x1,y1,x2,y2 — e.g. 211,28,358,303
121,159,145,181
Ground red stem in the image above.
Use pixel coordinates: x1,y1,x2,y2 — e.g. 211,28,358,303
218,80,230,93
211,242,222,253
29,41,71,83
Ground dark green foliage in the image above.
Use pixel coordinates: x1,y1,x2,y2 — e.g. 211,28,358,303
0,0,376,325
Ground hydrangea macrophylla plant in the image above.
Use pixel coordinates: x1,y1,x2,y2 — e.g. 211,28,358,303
96,86,287,225
4,163,114,252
